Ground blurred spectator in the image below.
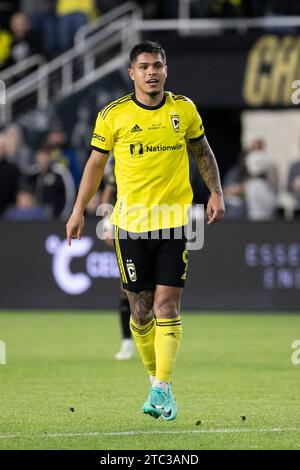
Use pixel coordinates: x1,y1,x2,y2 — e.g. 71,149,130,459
21,0,56,56
46,127,81,187
26,145,73,218
244,149,277,220
4,12,39,68
56,0,99,52
248,139,278,192
287,159,300,218
0,133,20,217
3,185,51,220
223,139,278,220
5,123,33,173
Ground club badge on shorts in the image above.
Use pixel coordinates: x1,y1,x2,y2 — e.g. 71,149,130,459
126,259,137,282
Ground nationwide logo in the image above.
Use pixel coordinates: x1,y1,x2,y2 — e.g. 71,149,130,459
131,124,142,132
130,143,183,156
146,143,182,152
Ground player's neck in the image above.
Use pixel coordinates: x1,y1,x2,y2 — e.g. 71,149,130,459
134,90,165,107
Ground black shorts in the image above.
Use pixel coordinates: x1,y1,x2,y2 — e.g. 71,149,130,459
114,226,188,292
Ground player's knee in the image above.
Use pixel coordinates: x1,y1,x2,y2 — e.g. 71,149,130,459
131,309,154,326
154,296,180,318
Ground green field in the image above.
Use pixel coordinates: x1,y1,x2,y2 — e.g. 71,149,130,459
0,311,300,450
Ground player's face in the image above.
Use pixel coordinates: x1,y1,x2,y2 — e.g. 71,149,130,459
128,53,167,97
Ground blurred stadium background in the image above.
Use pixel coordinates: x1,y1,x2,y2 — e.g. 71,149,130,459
0,0,300,451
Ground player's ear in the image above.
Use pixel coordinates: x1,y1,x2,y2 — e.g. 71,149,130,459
128,67,134,81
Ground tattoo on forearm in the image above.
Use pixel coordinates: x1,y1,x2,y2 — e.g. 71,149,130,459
189,136,223,197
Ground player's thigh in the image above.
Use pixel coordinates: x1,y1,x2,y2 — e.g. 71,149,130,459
114,227,155,292
155,231,188,289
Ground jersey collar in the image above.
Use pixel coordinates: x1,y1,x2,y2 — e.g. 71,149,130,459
132,92,167,110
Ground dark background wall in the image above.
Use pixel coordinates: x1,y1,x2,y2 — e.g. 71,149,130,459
1,221,299,310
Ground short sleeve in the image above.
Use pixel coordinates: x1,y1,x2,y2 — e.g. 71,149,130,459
185,100,205,142
91,113,114,154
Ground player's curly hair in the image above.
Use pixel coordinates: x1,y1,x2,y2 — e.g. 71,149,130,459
130,41,166,64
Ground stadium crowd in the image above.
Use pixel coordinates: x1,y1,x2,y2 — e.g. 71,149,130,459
1,1,300,69
1,121,300,221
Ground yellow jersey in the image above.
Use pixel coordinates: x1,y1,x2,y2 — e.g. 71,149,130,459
91,92,204,232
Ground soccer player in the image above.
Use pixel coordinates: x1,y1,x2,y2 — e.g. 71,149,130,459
66,40,225,421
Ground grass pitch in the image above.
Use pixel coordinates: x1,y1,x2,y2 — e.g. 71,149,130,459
0,311,300,450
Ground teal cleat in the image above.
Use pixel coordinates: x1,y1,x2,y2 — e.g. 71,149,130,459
143,385,177,421
143,387,166,419
161,384,177,421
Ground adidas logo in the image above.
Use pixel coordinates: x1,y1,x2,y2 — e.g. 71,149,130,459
131,124,142,132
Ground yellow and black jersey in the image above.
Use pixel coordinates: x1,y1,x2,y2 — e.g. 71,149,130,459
91,91,204,232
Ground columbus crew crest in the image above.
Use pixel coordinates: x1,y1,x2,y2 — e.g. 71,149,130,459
171,114,180,132
126,259,137,282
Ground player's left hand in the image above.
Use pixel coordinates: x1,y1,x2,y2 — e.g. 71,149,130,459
207,192,225,225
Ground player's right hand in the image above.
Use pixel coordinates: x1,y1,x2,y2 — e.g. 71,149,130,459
66,213,85,246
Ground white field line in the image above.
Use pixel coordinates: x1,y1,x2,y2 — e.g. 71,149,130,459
0,427,299,440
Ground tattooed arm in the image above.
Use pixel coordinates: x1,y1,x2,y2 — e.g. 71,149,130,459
189,136,225,224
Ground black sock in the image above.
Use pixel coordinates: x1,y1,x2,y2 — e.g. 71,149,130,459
119,294,131,339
